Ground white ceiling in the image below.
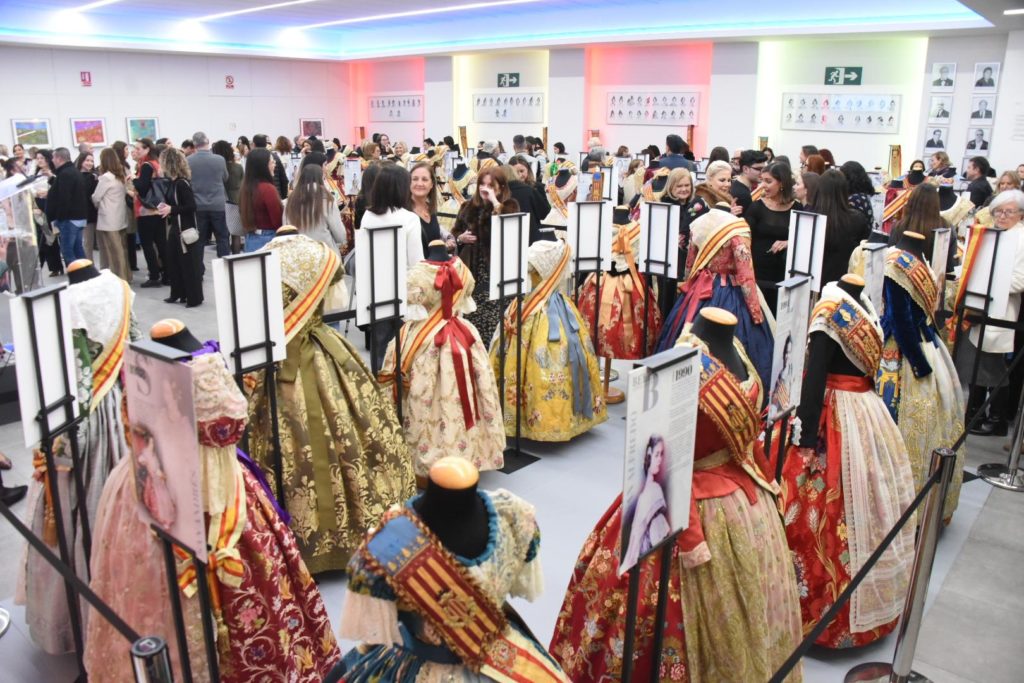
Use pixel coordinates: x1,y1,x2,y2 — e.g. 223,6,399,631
1,0,1000,60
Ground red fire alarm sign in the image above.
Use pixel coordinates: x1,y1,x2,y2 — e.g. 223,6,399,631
80,71,92,87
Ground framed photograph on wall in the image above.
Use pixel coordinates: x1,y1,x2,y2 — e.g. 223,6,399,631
472,91,544,123
929,62,956,92
300,118,324,138
973,62,1000,91
368,93,423,122
923,127,948,152
781,92,900,134
969,95,996,122
964,127,991,156
927,96,952,124
126,117,159,142
70,117,107,146
606,90,701,126
11,118,51,147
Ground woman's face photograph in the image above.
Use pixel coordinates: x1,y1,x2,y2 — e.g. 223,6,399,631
648,439,665,478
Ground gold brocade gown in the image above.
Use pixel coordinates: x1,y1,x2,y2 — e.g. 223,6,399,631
246,234,416,573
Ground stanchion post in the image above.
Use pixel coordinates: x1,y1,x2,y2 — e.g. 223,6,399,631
131,636,175,683
845,448,958,683
978,375,1024,491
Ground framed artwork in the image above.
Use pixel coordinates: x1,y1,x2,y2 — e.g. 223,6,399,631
973,62,1000,91
368,92,423,122
964,127,991,157
922,127,949,153
126,117,159,142
70,118,107,146
929,62,956,92
969,95,996,122
781,92,900,134
300,118,324,138
472,91,544,123
606,91,701,126
927,96,952,124
11,118,51,146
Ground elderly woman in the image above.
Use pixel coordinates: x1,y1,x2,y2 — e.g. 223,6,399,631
955,189,1024,436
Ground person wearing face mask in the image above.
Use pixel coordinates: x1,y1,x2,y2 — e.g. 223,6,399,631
744,161,801,314
452,167,520,344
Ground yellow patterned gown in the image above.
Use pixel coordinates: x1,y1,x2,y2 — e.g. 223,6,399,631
380,256,506,476
490,239,607,441
246,234,416,573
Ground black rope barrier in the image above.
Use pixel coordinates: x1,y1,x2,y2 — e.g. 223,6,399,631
768,468,941,683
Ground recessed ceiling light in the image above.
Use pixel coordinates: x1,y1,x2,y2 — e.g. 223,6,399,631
299,0,545,30
198,0,321,22
1004,8,1024,15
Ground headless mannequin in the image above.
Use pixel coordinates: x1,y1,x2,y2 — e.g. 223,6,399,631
613,207,630,225
690,308,748,380
150,319,203,353
412,458,489,559
867,230,889,245
555,169,572,189
795,275,867,447
426,239,450,262
67,259,100,283
452,163,469,181
650,175,668,194
896,230,925,259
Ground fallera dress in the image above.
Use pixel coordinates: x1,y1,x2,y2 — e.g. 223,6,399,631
16,270,137,655
335,489,569,682
876,248,965,520
245,233,416,573
780,283,916,648
490,238,607,441
577,219,663,359
85,343,340,682
657,210,775,390
379,256,506,476
550,333,803,683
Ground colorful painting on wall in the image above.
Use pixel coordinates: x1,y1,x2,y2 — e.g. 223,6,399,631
300,118,324,138
11,119,51,146
126,117,159,142
70,118,107,146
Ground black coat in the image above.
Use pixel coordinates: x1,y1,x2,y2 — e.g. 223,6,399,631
46,162,89,222
508,180,550,243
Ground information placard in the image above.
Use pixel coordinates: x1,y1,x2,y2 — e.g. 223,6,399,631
638,202,681,279
785,210,828,292
931,227,952,296
567,201,613,274
355,223,408,325
861,242,888,310
488,213,532,301
212,251,287,373
769,276,812,419
963,227,1021,318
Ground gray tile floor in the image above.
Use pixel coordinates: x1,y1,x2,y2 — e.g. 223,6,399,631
0,246,1022,682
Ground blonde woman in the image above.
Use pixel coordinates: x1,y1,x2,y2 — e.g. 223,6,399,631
91,147,130,281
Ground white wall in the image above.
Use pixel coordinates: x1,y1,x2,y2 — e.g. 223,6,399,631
989,31,1024,174
755,37,929,169
548,49,586,160
707,43,759,154
424,56,455,146
0,45,349,150
351,58,425,147
453,50,549,150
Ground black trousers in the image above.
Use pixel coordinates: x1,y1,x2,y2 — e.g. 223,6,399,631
166,224,204,306
137,214,167,282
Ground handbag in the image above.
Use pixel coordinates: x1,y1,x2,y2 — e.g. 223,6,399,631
140,176,172,210
180,227,200,245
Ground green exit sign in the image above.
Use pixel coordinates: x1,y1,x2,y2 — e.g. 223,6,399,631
825,66,863,85
497,72,520,88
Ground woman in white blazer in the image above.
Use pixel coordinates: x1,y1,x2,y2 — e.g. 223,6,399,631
92,148,130,282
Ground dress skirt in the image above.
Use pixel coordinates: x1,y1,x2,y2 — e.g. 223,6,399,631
577,271,662,359
549,489,803,682
656,272,774,390
780,375,916,648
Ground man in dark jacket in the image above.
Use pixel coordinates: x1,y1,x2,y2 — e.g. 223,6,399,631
659,134,696,172
253,134,289,199
45,147,89,266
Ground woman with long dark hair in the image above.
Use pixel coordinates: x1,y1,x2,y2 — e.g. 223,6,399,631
32,149,64,276
840,160,878,225
286,164,346,251
75,151,98,258
131,137,168,286
213,139,244,253
156,147,203,307
238,148,282,252
745,161,800,312
815,168,871,286
889,182,954,265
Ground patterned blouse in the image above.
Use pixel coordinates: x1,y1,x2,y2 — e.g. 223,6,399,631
685,234,764,324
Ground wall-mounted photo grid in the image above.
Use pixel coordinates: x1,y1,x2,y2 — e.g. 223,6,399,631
781,93,901,134
606,91,701,126
369,93,423,122
473,92,544,123
926,61,999,164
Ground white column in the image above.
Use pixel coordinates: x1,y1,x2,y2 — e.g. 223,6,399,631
990,31,1024,173
707,42,759,153
425,56,454,145
548,48,586,158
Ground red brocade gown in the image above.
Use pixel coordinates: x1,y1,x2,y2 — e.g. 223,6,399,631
549,334,802,683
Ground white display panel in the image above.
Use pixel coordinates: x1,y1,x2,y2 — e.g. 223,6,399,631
606,91,701,126
781,92,901,134
473,91,544,123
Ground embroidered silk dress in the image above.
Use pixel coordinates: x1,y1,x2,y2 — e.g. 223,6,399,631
380,257,506,476
16,270,137,655
246,234,415,573
542,164,579,228
550,333,802,682
85,343,340,682
490,239,607,441
656,210,775,389
577,220,663,359
439,170,477,234
335,489,569,682
780,283,916,648
876,249,966,520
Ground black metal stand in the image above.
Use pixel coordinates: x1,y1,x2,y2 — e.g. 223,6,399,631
639,202,676,356
361,223,406,423
223,252,284,505
569,200,608,350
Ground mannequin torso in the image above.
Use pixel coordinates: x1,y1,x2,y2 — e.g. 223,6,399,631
689,309,748,380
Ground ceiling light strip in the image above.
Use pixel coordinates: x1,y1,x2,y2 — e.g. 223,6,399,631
72,0,124,10
198,0,321,22
299,0,544,30
1005,9,1024,15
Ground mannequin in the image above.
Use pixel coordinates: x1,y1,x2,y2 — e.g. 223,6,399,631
780,272,915,649
452,160,469,181
554,168,572,188
689,308,747,379
867,230,889,244
149,318,203,352
276,224,298,236
412,458,489,559
649,173,668,194
426,238,449,262
67,258,100,283
895,230,925,258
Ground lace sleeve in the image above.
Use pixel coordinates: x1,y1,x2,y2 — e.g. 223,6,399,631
338,550,403,646
731,236,764,324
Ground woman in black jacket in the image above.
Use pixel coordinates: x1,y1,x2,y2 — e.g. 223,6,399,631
156,147,203,307
814,168,871,286
508,156,550,242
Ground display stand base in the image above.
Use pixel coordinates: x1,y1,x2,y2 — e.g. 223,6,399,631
606,386,625,404
0,485,27,506
0,607,9,639
977,463,1024,492
845,662,931,682
500,447,540,474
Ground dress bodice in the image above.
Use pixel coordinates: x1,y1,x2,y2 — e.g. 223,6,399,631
190,348,248,448
406,259,477,320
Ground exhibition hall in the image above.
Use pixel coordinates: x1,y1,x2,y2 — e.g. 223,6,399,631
0,1,1023,681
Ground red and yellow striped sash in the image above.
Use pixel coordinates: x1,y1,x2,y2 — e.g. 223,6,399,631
90,279,132,410
950,224,987,341
613,222,646,302
887,250,938,322
751,184,765,202
283,245,339,342
504,242,570,331
448,178,468,206
687,220,750,283
882,189,910,224
547,183,570,218
397,260,470,378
